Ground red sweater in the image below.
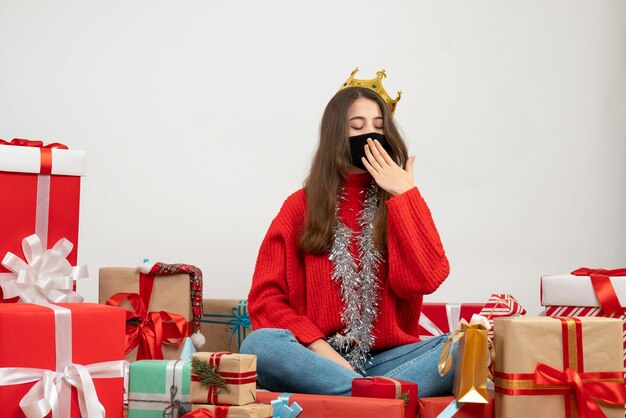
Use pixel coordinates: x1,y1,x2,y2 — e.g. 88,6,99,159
247,172,450,351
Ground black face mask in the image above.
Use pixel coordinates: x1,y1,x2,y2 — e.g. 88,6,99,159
348,132,392,171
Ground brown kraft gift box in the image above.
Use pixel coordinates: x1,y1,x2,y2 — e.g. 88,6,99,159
200,299,253,353
190,352,257,406
99,267,191,361
494,316,626,418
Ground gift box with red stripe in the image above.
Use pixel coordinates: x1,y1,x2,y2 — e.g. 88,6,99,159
418,303,484,340
419,294,525,341
478,294,526,345
351,377,417,418
0,138,85,301
190,352,257,406
544,306,626,378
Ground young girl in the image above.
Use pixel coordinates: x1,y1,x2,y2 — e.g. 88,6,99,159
240,69,455,397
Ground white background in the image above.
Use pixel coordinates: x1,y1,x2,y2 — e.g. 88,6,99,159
1,1,624,315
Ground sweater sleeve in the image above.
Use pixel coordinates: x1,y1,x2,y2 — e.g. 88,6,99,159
385,186,450,296
247,197,326,345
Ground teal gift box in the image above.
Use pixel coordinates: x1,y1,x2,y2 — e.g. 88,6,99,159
129,359,191,418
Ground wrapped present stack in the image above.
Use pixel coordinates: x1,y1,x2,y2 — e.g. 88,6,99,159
0,139,129,417
541,268,626,378
188,351,272,417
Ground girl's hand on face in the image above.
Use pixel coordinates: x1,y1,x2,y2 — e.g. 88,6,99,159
362,138,416,196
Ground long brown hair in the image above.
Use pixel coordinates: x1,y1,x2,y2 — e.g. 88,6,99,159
299,87,409,254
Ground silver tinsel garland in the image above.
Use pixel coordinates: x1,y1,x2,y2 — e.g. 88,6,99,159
328,183,382,373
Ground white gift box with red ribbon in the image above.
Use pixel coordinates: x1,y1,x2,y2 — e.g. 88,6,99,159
541,269,626,310
0,139,86,300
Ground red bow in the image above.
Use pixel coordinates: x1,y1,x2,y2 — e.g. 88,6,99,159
571,268,626,315
534,363,626,418
106,292,188,360
0,138,68,174
0,138,68,149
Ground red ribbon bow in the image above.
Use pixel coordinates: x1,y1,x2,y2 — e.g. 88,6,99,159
534,363,626,418
0,138,68,174
106,292,188,360
571,268,626,315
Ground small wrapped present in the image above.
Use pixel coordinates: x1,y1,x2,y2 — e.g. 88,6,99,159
351,377,417,418
128,359,191,418
541,268,626,314
200,299,252,353
0,303,127,417
256,391,404,418
417,393,495,418
190,352,257,406
493,316,626,418
419,302,484,340
187,403,272,418
100,262,205,360
478,294,526,345
439,314,490,404
0,138,86,301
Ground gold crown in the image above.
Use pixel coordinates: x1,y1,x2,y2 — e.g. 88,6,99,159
339,67,402,113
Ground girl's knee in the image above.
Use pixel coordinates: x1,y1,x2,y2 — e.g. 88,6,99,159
240,328,293,355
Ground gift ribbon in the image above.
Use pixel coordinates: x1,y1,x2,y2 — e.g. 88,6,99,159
138,261,204,333
106,292,188,360
571,268,626,315
436,399,463,418
0,304,126,417
201,299,252,350
190,352,257,404
418,303,461,338
494,317,626,418
271,393,303,418
438,314,490,377
0,138,68,175
128,359,191,417
1,234,87,304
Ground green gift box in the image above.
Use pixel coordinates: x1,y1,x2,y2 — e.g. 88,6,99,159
129,359,192,418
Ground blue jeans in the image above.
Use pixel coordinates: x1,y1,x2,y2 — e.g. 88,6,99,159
239,328,457,397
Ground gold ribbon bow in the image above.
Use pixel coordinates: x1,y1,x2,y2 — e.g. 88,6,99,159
438,314,490,377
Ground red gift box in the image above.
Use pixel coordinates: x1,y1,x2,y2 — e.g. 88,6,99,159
0,139,85,301
418,393,494,418
419,303,484,340
351,377,417,418
256,391,404,418
0,303,127,417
